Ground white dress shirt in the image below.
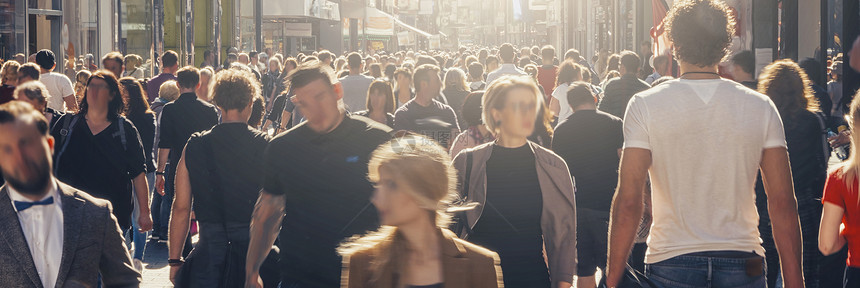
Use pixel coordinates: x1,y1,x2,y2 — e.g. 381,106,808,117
9,182,64,288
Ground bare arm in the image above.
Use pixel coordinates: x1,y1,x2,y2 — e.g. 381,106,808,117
549,98,560,118
168,150,192,284
760,147,804,287
819,202,847,255
155,148,170,195
606,148,651,287
245,191,286,288
132,173,152,232
168,150,192,260
63,95,78,113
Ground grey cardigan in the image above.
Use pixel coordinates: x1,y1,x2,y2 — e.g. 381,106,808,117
452,140,577,286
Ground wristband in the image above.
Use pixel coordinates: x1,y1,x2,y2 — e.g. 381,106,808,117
168,258,184,266
156,171,165,175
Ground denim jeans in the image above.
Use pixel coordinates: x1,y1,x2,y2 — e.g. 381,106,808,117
158,164,175,237
646,251,766,288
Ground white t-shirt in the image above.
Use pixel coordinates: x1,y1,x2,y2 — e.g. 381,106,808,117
40,72,75,112
551,82,572,121
623,78,786,264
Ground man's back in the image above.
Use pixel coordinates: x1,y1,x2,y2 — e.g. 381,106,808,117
485,64,527,85
552,110,623,211
40,72,74,112
622,79,786,263
158,93,218,163
537,65,558,97
338,74,374,112
598,74,650,119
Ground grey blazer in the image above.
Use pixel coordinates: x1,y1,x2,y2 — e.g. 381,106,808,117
452,141,578,286
0,182,141,288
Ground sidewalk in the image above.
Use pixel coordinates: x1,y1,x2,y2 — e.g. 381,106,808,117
139,240,173,288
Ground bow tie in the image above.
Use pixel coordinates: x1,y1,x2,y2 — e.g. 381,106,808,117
14,197,54,212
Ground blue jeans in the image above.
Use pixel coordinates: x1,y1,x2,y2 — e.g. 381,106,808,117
156,164,174,237
126,172,154,260
646,251,766,288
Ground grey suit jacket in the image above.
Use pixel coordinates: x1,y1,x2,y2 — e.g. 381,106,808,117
0,182,141,288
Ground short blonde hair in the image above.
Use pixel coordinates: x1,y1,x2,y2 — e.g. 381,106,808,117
1,60,20,85
123,54,142,69
482,75,542,134
158,80,180,102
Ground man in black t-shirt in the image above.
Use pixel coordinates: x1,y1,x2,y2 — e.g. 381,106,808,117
154,66,219,239
393,64,460,148
551,82,623,288
245,61,391,287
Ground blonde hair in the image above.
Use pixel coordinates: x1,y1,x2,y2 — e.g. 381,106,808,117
13,81,51,103
338,134,460,285
482,75,542,135
837,89,860,194
123,54,142,70
158,80,180,102
1,60,20,85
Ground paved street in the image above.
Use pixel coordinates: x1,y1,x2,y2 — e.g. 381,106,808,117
139,239,173,288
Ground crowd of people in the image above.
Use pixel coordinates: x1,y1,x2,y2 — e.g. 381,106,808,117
2,0,860,287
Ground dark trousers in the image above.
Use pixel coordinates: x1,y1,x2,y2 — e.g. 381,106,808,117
184,222,251,287
845,266,860,288
760,196,822,288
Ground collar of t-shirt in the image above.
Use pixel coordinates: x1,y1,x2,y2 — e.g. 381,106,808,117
677,78,726,104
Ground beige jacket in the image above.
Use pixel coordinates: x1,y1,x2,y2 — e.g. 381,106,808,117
451,140,577,286
342,228,504,288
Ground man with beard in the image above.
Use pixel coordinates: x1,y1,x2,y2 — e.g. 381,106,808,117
0,101,140,287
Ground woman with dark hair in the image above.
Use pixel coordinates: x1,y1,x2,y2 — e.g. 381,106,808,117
120,77,157,270
449,92,494,157
355,79,396,127
51,70,153,237
756,59,827,288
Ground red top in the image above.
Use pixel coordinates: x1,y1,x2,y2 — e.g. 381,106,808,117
823,168,860,267
536,65,557,100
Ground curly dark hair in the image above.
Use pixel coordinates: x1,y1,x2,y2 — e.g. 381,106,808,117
665,0,735,67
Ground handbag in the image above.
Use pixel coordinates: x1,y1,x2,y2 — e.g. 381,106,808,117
597,265,657,288
174,133,281,288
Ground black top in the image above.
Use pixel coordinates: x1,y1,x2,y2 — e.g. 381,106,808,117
740,81,758,90
185,123,270,224
128,112,157,173
263,114,392,286
597,74,651,119
45,107,64,130
353,110,395,127
393,99,460,148
52,114,147,229
157,92,219,168
756,110,828,221
469,144,550,287
552,110,623,211
442,88,470,128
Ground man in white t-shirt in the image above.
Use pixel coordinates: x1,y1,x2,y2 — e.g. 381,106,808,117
35,50,77,113
605,1,804,287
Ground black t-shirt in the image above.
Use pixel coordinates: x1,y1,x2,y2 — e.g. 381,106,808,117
52,114,147,229
263,114,392,286
393,98,460,147
128,112,157,173
552,110,623,212
353,110,395,128
469,144,549,287
157,93,219,169
185,123,270,224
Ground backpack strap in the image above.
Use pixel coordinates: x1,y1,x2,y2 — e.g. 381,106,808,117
54,114,81,174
